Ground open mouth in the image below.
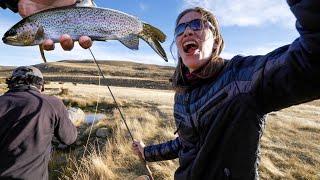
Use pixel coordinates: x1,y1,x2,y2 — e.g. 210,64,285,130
3,36,18,44
183,40,199,54
2,36,7,43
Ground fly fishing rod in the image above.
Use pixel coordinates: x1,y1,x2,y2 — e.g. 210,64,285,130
88,48,154,180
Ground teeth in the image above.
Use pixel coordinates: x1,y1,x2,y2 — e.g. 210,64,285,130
183,41,197,47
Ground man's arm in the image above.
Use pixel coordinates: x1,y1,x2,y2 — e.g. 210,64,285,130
54,100,77,145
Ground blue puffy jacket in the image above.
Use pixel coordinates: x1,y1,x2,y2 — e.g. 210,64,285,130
144,0,320,179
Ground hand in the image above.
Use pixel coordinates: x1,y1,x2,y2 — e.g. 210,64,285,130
132,140,146,160
18,0,93,51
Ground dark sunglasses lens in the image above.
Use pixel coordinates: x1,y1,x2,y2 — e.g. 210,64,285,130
175,19,203,37
190,19,202,31
175,24,186,37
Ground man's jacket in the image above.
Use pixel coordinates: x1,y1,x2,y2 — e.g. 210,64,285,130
144,0,320,179
0,87,77,180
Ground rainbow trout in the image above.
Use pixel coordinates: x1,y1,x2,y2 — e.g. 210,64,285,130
2,4,167,62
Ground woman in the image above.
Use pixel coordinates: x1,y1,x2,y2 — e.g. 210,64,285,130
132,0,320,179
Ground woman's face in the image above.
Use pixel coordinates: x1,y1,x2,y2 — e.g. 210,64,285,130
175,11,216,72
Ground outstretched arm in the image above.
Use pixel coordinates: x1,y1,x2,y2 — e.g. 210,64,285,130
143,137,181,162
231,0,320,113
259,0,320,112
54,100,77,145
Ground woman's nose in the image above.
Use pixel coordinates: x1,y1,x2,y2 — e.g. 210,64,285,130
183,26,194,37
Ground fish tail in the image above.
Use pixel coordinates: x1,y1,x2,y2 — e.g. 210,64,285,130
139,23,168,62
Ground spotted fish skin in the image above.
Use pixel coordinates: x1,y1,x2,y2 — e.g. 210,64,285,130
2,6,167,61
37,7,142,42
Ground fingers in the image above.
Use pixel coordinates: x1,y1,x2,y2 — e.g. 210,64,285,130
132,141,140,151
132,140,146,160
132,142,140,155
18,0,41,17
60,34,74,51
42,39,55,51
41,35,92,51
79,36,93,49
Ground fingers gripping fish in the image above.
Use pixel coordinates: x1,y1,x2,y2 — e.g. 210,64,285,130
2,1,168,63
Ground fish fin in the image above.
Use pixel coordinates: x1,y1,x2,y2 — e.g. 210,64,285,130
35,26,44,41
76,0,97,7
119,34,139,50
139,23,167,62
39,45,47,63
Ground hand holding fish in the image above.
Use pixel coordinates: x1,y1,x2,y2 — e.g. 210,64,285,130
18,0,92,51
3,1,167,62
41,34,92,51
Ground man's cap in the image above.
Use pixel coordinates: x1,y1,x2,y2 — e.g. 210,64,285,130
11,66,43,80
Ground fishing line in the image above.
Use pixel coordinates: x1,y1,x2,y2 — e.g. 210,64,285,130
83,70,101,157
88,48,134,141
88,48,154,180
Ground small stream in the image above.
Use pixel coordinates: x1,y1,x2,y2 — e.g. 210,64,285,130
85,113,107,124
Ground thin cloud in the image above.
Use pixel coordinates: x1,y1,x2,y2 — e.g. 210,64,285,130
220,52,234,59
222,42,290,59
0,46,41,66
0,19,15,35
139,3,148,11
242,42,290,56
182,0,296,28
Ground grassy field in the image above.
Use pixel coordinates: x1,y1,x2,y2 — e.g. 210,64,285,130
41,82,319,180
0,61,319,179
45,83,177,180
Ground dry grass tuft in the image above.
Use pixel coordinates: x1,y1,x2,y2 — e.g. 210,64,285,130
0,78,6,84
59,88,70,96
48,84,177,179
0,85,7,94
61,145,116,180
259,105,320,179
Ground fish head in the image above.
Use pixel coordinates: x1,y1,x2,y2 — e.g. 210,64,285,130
2,20,45,46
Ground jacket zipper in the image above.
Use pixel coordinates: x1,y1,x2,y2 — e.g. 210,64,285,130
224,168,231,180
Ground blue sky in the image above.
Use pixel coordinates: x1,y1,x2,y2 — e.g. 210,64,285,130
0,0,299,67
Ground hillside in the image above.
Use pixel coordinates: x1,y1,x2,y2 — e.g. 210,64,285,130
0,60,175,90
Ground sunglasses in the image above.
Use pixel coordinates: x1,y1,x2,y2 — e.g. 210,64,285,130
174,19,214,38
